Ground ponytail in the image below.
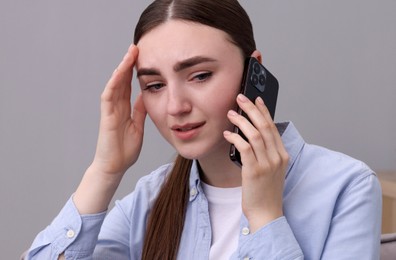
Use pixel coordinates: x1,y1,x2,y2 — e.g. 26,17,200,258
141,155,193,260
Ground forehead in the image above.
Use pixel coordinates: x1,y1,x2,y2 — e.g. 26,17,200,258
136,20,241,68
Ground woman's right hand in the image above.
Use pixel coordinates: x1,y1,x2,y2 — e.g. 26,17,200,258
73,44,147,214
91,44,147,177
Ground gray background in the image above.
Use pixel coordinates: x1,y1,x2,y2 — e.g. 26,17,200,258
1,0,395,258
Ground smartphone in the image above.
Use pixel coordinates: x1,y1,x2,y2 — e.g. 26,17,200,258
229,57,279,167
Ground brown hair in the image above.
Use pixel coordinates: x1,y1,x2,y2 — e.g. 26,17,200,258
134,0,256,259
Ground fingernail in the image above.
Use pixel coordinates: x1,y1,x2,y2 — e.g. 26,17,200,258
237,94,248,102
223,130,231,136
228,110,238,116
256,96,264,105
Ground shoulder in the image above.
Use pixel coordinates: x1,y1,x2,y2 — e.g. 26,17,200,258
136,163,173,185
286,142,379,199
133,163,174,198
301,143,374,179
114,163,174,213
280,121,379,199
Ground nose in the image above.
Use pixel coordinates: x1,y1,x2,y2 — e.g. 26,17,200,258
166,85,192,116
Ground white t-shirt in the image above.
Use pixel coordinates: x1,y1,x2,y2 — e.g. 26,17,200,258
201,182,242,260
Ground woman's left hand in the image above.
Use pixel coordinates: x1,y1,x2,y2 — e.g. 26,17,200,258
223,94,289,233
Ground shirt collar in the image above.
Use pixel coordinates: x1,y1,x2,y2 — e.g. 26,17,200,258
276,121,305,179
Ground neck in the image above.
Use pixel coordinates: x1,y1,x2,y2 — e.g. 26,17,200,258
197,148,241,188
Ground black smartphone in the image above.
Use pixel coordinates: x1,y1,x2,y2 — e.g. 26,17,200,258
229,57,279,167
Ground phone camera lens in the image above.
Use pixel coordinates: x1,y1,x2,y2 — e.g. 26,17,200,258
251,74,259,86
253,62,261,74
259,74,266,86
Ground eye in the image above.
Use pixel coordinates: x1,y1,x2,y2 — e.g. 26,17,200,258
144,82,165,93
191,72,213,83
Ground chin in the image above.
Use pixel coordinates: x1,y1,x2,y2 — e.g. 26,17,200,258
176,142,229,162
173,143,210,160
176,150,203,160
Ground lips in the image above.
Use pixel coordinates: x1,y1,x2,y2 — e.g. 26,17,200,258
170,122,205,140
171,122,205,132
178,127,195,132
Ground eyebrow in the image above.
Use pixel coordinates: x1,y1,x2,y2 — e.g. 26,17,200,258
136,68,160,78
137,56,217,78
173,56,217,72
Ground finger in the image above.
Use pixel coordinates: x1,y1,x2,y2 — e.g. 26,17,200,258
249,96,278,153
102,45,139,102
235,94,276,154
223,130,257,166
131,93,147,133
235,94,287,167
255,96,288,160
226,109,267,162
118,44,139,74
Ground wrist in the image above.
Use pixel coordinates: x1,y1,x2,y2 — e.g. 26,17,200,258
246,209,283,233
73,165,125,214
89,157,129,177
87,162,126,181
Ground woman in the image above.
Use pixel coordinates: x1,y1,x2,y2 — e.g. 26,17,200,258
27,0,382,259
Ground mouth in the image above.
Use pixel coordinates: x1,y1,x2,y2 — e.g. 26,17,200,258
171,122,205,132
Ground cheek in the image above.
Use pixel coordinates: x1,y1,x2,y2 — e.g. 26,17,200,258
199,86,238,132
210,75,241,112
142,95,164,127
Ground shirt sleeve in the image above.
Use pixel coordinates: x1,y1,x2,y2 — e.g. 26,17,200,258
231,217,304,259
231,172,381,260
26,196,106,260
320,173,382,259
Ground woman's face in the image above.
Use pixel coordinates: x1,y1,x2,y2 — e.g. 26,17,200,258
136,20,244,161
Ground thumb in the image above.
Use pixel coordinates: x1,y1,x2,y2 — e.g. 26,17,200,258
132,93,147,132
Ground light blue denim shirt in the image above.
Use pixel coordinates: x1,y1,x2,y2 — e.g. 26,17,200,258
27,122,382,259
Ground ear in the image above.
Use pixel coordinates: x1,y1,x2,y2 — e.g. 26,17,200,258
250,50,262,63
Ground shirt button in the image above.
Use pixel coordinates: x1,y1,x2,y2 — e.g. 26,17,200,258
66,229,75,238
241,227,250,236
190,188,197,197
